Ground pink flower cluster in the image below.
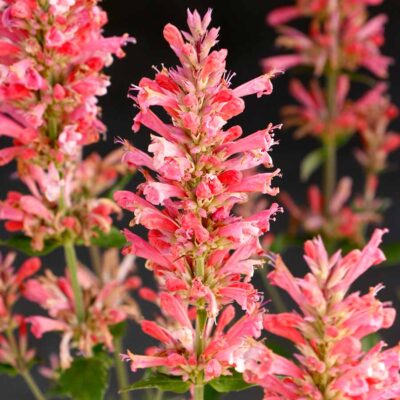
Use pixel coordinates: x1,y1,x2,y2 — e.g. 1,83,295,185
24,249,141,368
265,0,400,244
122,297,263,382
0,0,134,249
242,229,400,399
115,9,281,384
0,252,40,371
265,0,391,77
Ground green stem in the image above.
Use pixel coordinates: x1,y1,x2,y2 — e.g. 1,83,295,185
20,370,46,400
195,309,206,358
114,337,130,400
154,389,163,400
194,257,206,400
6,328,46,400
194,384,204,400
194,308,206,400
89,245,102,279
63,239,85,322
323,68,338,215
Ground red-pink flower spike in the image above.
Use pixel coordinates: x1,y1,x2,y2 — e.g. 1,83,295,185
265,0,399,243
115,9,281,384
241,229,400,399
23,249,141,368
0,0,134,249
0,252,39,370
264,0,391,78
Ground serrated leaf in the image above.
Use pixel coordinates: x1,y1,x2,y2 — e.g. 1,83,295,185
209,371,254,393
381,242,400,267
0,235,60,256
120,373,190,394
57,352,112,400
300,148,325,182
362,333,381,351
0,363,18,377
90,227,127,248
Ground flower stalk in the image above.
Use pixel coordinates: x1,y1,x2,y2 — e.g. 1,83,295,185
323,67,338,215
63,240,85,322
114,337,130,400
6,327,45,400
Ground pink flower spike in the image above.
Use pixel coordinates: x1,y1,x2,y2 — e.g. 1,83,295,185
116,8,281,385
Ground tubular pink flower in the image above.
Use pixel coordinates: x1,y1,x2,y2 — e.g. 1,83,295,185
27,316,68,339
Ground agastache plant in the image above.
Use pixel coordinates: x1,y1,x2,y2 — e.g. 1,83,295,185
265,0,400,244
241,229,400,399
0,0,140,398
114,9,282,399
0,0,133,324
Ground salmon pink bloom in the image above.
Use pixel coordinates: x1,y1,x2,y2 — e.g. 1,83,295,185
0,253,39,373
116,8,281,315
242,229,400,399
122,300,263,384
24,249,141,368
0,0,134,248
116,9,281,390
280,178,381,244
264,0,390,77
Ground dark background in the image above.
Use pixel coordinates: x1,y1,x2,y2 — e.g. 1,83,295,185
1,0,400,398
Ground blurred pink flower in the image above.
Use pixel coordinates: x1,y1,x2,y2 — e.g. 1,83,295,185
24,249,141,368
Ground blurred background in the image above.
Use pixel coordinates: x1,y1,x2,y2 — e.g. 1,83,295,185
1,0,399,398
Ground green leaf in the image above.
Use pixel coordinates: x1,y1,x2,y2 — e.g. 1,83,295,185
381,242,400,267
120,373,190,394
266,340,292,358
0,235,60,256
90,227,127,248
109,321,127,339
204,384,222,399
300,148,325,182
209,371,254,393
344,71,377,87
269,233,287,253
362,333,381,352
56,352,112,400
0,363,18,377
